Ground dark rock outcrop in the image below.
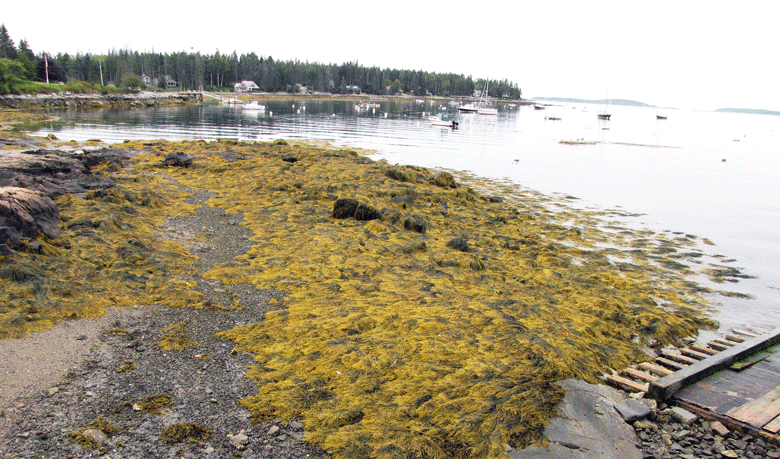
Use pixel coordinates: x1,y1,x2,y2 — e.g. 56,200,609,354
354,203,381,221
0,148,133,196
333,198,359,219
0,145,139,253
0,187,60,241
164,152,195,167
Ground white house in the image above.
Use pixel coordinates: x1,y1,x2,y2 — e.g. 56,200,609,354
234,80,260,92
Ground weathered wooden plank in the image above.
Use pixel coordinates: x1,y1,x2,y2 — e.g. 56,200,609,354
607,374,649,393
663,352,699,365
728,384,780,427
730,353,770,372
639,362,674,376
690,344,719,356
747,326,771,335
726,334,747,344
763,414,780,433
623,368,658,382
656,357,687,371
709,339,735,351
681,348,711,360
648,327,780,401
733,329,759,338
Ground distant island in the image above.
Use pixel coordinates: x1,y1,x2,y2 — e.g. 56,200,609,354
531,97,654,107
715,108,780,116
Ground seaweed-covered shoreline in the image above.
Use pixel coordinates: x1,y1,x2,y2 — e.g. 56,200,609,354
0,136,737,457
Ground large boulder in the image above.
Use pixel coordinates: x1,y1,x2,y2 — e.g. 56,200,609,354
333,198,359,219
0,186,60,241
164,152,195,167
510,379,642,459
433,171,457,188
354,203,381,221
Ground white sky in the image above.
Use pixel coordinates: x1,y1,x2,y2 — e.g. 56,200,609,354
4,0,776,111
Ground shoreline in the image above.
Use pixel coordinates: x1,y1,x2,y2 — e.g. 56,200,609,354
0,134,756,459
0,90,530,112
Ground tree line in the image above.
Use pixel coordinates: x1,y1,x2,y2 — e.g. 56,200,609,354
0,24,521,99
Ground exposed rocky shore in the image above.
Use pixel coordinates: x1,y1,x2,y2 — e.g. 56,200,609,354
0,136,769,458
0,91,202,110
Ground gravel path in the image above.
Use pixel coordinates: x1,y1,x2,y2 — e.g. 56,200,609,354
0,184,325,458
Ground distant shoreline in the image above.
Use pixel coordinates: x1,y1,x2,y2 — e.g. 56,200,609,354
0,91,531,111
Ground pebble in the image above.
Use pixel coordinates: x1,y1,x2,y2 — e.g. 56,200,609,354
82,428,107,444
228,431,249,450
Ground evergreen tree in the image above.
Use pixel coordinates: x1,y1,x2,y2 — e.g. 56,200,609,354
0,24,17,59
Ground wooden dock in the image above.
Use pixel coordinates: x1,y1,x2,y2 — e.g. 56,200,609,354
606,325,780,442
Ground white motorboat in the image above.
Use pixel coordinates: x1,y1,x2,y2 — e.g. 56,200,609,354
243,101,266,111
429,112,459,128
458,103,479,113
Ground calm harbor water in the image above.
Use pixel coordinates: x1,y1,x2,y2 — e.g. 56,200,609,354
29,99,780,336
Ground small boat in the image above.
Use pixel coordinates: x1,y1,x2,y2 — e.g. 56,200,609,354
534,105,546,110
476,80,498,115
546,116,562,121
458,103,479,113
243,101,266,111
560,139,596,145
655,103,667,120
598,81,611,120
429,112,459,128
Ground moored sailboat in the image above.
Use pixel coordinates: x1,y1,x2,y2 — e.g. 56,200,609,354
598,81,611,120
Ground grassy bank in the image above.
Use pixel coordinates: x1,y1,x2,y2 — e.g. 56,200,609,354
1,137,717,457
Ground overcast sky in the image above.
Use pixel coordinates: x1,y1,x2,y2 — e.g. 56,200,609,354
4,1,775,111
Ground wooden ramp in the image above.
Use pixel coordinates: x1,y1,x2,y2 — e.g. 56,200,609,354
606,325,780,441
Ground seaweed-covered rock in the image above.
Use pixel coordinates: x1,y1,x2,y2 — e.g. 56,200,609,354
446,237,471,252
402,214,430,233
164,152,195,167
0,187,60,240
333,198,359,219
433,171,457,188
354,203,381,221
390,195,414,208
